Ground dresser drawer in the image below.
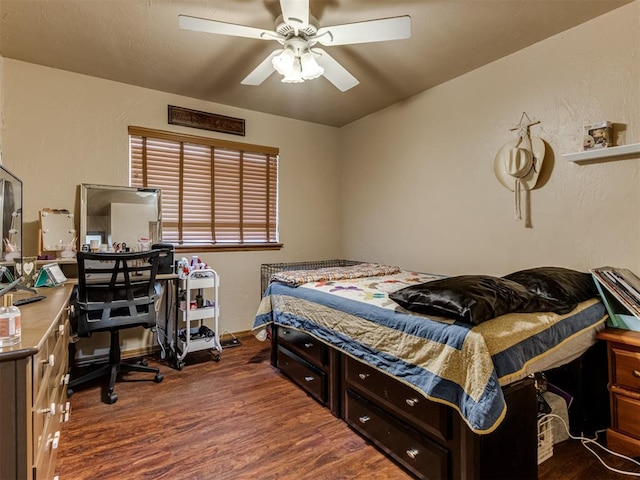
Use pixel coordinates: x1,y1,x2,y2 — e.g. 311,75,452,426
34,348,68,457
34,420,61,480
33,315,69,480
33,317,68,396
612,346,640,392
344,355,450,442
277,346,327,404
345,389,449,480
613,393,640,439
277,327,327,368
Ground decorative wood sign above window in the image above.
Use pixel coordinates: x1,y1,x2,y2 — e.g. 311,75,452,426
168,105,245,136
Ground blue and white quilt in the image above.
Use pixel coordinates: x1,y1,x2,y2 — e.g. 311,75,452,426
253,270,607,434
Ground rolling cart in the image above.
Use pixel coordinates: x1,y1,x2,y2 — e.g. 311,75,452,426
168,268,222,370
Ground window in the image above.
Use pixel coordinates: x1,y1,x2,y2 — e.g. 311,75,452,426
129,126,280,251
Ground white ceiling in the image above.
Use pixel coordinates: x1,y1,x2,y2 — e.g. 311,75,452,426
0,0,632,127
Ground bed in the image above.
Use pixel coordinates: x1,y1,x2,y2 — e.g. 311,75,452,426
253,262,609,479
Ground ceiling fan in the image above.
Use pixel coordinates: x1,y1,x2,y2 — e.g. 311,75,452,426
178,0,411,92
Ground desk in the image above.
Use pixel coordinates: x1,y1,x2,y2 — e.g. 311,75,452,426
0,283,73,480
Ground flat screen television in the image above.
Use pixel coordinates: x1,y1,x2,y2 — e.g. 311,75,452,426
79,184,162,251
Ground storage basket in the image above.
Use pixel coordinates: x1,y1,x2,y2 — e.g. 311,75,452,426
537,415,554,465
260,259,363,297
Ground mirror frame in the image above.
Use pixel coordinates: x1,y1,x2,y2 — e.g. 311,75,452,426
1,164,23,264
39,208,76,256
79,184,162,251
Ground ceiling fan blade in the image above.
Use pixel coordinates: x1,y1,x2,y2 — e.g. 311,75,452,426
279,0,309,31
241,50,281,86
316,16,411,46
179,14,276,40
313,48,359,92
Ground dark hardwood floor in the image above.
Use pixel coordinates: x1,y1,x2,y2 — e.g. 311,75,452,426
56,333,640,480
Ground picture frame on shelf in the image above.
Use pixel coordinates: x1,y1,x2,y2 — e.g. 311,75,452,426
583,121,612,150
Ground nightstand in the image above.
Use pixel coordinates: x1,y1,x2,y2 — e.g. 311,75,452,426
596,328,640,456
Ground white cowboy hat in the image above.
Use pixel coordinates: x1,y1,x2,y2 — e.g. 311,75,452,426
494,136,545,191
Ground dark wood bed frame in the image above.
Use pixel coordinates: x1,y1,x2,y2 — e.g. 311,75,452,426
260,261,610,478
271,324,544,479
269,322,609,479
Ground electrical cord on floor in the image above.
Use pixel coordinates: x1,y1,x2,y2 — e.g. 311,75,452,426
153,281,176,360
540,413,640,477
220,330,237,341
220,330,241,348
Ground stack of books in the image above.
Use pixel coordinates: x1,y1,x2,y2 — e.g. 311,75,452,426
591,266,640,328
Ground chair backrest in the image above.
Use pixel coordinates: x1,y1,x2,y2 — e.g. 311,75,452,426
75,250,161,336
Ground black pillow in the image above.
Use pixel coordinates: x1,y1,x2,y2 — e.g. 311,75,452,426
503,266,598,314
389,275,560,325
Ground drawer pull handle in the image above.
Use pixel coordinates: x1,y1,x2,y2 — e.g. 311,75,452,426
358,373,370,380
304,342,314,348
304,376,315,383
633,370,640,378
38,402,56,415
406,448,419,459
50,431,61,450
63,401,71,422
41,354,55,367
359,415,370,424
405,398,419,407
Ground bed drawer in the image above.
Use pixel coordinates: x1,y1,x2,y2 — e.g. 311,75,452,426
345,389,449,480
277,327,327,368
612,347,640,393
344,355,450,442
277,346,327,404
613,393,640,439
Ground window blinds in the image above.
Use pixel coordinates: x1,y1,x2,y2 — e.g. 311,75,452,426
129,127,278,246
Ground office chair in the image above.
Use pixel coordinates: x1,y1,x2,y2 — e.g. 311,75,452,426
67,250,164,404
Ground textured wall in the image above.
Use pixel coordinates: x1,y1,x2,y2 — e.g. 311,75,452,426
2,1,638,352
1,60,343,346
340,2,640,276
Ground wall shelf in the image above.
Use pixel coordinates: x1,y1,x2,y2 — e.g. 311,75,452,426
562,143,640,162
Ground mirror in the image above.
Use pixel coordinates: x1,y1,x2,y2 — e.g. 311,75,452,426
40,208,76,258
0,165,22,263
79,184,162,251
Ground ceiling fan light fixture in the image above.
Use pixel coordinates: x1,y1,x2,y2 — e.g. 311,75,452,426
180,3,411,92
281,57,304,83
272,48,296,76
300,51,324,80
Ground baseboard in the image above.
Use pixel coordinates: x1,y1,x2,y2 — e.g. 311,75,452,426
72,330,254,366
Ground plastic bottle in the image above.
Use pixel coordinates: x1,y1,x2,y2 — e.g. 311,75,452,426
196,289,204,308
0,294,21,347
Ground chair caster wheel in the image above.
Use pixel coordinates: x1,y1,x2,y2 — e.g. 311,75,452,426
176,361,185,371
140,359,148,367
106,392,118,404
67,388,74,398
211,349,221,362
154,373,164,383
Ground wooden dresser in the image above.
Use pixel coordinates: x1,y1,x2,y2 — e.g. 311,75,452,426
0,284,73,480
597,328,640,456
